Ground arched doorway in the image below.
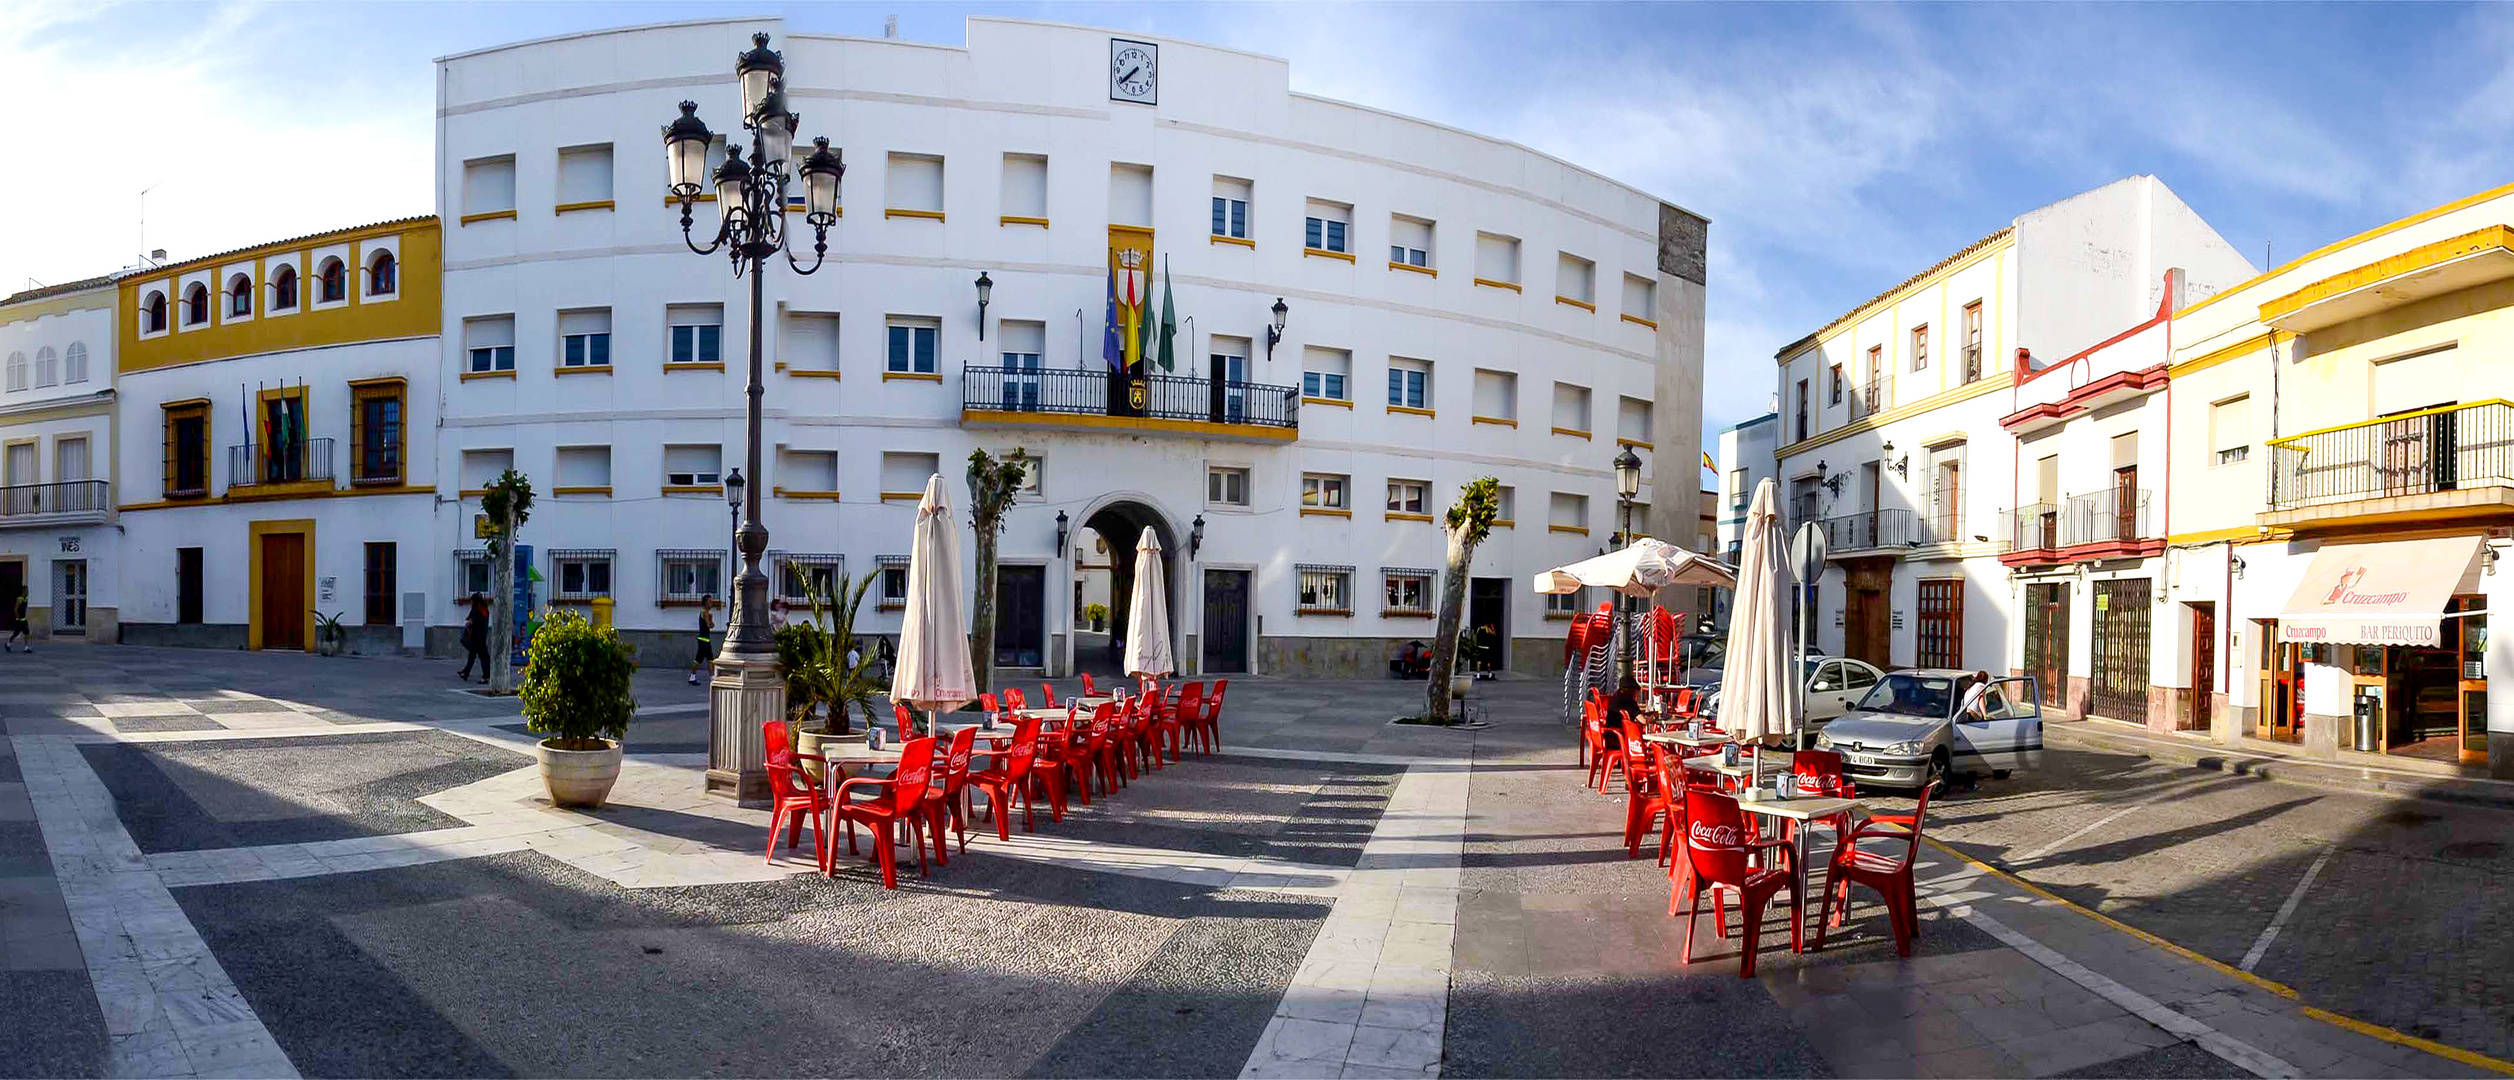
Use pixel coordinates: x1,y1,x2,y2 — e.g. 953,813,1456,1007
1077,498,1180,677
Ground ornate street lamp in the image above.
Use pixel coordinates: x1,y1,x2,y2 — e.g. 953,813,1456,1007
975,271,993,340
1264,297,1289,361
667,32,845,804
1612,444,1645,680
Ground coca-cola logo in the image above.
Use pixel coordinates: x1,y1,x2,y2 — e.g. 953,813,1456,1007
1688,820,1742,848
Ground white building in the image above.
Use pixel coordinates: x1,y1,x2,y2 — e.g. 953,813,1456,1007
1714,409,1777,564
0,277,120,643
1771,176,2253,681
430,16,1708,678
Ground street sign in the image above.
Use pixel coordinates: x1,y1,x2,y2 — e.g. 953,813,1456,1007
474,514,494,539
1789,522,1827,582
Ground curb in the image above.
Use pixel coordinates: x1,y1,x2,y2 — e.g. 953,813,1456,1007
2045,721,2514,811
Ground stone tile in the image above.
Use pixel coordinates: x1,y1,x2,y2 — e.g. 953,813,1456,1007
1277,985,1368,1025
1356,992,1442,1033
1248,1017,1359,1067
1345,1024,1441,1071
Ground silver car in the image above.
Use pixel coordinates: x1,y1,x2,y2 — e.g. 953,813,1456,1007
1813,669,2045,790
1694,655,1880,728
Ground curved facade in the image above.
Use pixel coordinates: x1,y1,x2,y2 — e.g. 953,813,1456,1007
434,16,1705,676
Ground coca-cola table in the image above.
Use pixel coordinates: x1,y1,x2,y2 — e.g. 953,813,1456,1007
1732,790,1865,951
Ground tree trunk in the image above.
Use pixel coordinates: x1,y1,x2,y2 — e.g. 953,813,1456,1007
970,520,997,695
1425,527,1474,722
488,516,515,694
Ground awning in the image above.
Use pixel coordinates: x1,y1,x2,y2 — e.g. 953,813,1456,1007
2278,535,2486,646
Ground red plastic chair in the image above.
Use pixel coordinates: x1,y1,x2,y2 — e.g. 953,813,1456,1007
1815,781,1934,956
978,692,999,718
892,702,917,741
1055,701,1116,805
761,719,830,865
1154,682,1199,765
1582,702,1615,791
1598,713,1647,794
925,725,979,859
1080,672,1099,697
829,736,936,889
1193,679,1227,754
1789,749,1858,843
1624,737,1673,860
1677,787,1801,977
1040,682,1059,708
1001,687,1027,712
967,718,1043,839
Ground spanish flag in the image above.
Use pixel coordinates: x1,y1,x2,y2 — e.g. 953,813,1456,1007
1702,451,1716,472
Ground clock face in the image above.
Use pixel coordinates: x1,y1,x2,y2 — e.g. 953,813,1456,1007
1110,39,1157,104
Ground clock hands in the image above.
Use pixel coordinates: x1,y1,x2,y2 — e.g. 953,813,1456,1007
1119,65,1142,85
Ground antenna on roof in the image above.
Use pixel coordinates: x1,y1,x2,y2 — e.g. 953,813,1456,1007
2263,237,2271,268
884,15,897,38
139,182,168,267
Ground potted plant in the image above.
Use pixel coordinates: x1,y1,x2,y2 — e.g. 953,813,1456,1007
519,609,638,808
775,571,887,781
312,610,348,657
1084,602,1109,633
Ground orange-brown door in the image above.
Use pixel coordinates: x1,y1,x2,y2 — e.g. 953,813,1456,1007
260,532,306,650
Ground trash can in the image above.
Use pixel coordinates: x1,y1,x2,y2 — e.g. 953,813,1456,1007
2353,690,2380,752
590,596,614,631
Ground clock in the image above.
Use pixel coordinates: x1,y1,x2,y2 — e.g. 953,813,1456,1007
1109,38,1157,105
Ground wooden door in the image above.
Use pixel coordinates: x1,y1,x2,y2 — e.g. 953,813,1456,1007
1915,579,1962,669
259,532,306,650
1201,569,1251,673
994,565,1045,668
2113,466,2138,541
2024,583,2070,708
2187,603,2215,733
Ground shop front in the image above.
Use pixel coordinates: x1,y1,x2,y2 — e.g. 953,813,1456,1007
2268,535,2490,767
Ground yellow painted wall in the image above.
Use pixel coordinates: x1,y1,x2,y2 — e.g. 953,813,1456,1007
118,219,441,374
2279,275,2514,436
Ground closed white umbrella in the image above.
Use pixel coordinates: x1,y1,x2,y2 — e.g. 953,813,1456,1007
1716,478,1794,777
890,474,974,734
1531,537,1735,597
1123,527,1174,680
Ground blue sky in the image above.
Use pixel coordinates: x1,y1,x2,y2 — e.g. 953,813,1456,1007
7,2,2511,438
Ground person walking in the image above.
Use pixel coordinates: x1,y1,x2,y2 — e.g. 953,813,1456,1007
688,595,718,685
4,587,29,653
457,594,491,683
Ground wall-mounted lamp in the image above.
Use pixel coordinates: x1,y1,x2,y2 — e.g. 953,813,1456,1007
974,271,993,341
1821,473,1845,497
1189,514,1206,559
2482,546,2499,576
1264,297,1288,360
1972,534,1989,543
1890,454,1909,479
2230,553,2246,579
1054,509,1069,558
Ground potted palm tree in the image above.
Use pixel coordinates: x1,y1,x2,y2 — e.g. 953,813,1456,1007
519,609,638,808
776,571,887,780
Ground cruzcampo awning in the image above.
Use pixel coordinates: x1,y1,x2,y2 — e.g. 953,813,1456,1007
2278,535,2486,647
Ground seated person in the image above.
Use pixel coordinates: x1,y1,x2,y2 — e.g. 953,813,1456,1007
1605,674,1645,729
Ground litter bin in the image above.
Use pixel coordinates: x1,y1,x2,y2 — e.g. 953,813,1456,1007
2353,689,2381,752
590,596,614,631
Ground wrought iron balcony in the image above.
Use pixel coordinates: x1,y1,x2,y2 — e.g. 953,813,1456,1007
229,437,335,488
2267,401,2514,524
961,366,1301,441
1819,508,1917,554
1999,489,2159,565
1848,373,1893,423
0,480,111,526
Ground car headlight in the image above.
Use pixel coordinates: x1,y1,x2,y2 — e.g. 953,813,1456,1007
1813,732,1834,749
1883,740,1924,756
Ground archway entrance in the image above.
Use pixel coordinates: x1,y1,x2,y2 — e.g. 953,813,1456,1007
1079,500,1179,677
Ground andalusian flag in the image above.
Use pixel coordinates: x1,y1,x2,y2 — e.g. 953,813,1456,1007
1154,259,1177,373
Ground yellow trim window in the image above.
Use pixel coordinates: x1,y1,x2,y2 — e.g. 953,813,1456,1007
1387,357,1430,411
349,380,406,485
1385,478,1429,517
1304,198,1351,256
162,400,212,499
1301,472,1349,512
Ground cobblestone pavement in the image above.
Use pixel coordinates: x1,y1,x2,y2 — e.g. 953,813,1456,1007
1924,732,2514,1065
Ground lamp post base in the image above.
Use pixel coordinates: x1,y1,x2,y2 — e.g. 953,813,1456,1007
704,653,783,806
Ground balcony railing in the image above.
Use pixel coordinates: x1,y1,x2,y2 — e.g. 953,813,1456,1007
2000,490,2158,561
2000,502,2062,554
962,366,1300,430
2063,487,2154,547
1848,373,1893,422
1820,508,1916,553
0,480,110,522
2269,401,2514,511
229,437,335,488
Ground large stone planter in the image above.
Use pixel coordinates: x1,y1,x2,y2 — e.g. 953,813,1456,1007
537,738,623,808
795,725,854,785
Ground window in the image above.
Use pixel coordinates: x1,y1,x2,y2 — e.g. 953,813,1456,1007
1385,479,1428,516
557,144,614,205
364,543,398,626
1211,176,1251,240
1207,465,1249,507
668,304,723,365
456,550,492,600
2,352,20,392
1382,569,1435,616
1556,253,1595,306
183,283,210,326
1475,232,1521,287
177,548,203,625
1795,379,1809,442
460,448,514,493
271,266,298,312
1618,397,1653,445
1295,564,1354,615
2211,395,2251,466
227,273,253,318
1108,163,1153,228
1494,485,1516,524
317,258,347,304
1302,346,1350,401
1962,300,1984,383
1304,199,1351,254
367,251,397,297
1550,491,1588,534
1472,369,1517,422
886,317,939,374
1929,445,1963,537
163,401,210,497
464,316,515,373
1730,469,1748,508
1389,214,1432,268
778,448,838,494
559,309,612,368
1001,153,1047,221
774,552,844,603
784,311,838,374
999,320,1044,409
876,554,912,610
463,155,516,217
1916,579,1963,668
664,445,723,488
1301,473,1349,510
1622,273,1655,322
1865,344,1882,383
143,291,168,333
658,550,726,604
1387,358,1430,411
1910,324,1929,372
556,445,611,490
32,347,57,388
1547,588,1586,617
550,550,616,601
880,451,940,497
1552,382,1592,434
1829,364,1844,405
62,342,87,384
350,380,404,484
886,153,945,216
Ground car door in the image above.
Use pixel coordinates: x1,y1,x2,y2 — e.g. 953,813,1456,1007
1806,660,1852,723
1952,676,2044,772
1824,660,1881,722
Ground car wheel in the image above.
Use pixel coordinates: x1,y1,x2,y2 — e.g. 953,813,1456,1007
1926,750,1952,794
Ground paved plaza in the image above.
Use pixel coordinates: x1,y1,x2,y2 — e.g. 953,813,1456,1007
0,646,2506,1078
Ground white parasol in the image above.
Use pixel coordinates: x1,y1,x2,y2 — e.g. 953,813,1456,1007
1530,537,1736,597
1715,478,1794,779
1123,527,1175,680
889,474,975,733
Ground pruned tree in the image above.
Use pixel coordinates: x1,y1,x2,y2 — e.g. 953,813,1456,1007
480,470,535,695
1427,476,1502,722
965,447,1033,695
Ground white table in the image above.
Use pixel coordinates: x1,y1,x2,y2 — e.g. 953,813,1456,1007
1642,730,1733,750
1734,790,1864,951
